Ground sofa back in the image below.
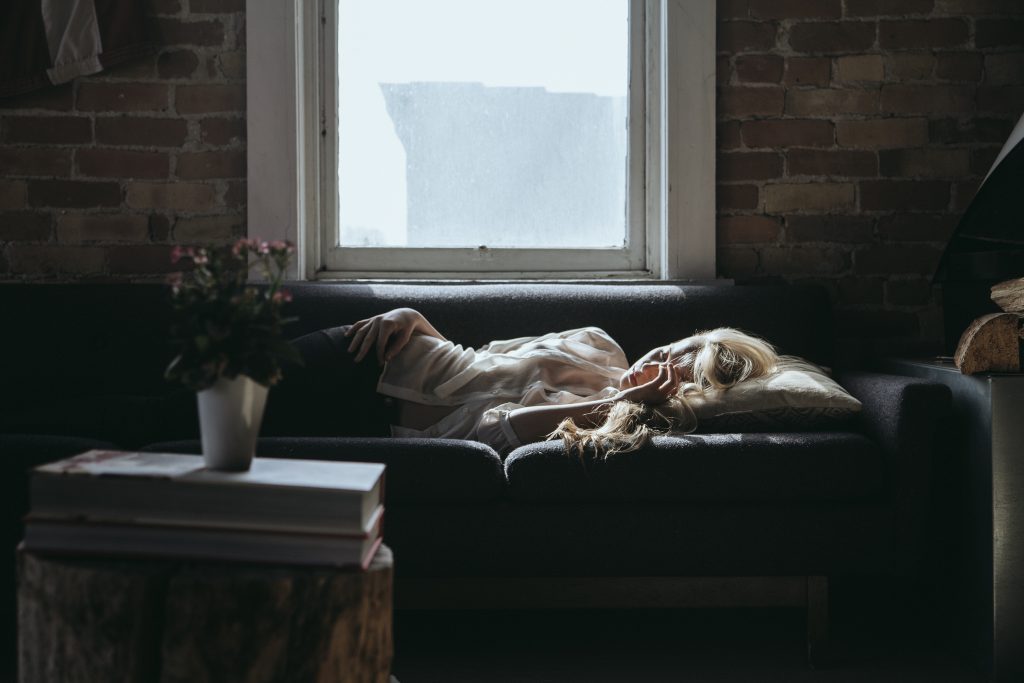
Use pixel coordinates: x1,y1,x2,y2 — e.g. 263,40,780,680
0,282,833,446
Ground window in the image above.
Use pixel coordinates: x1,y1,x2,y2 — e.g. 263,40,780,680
246,0,715,281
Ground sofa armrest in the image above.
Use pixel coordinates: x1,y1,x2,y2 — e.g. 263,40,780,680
835,370,952,571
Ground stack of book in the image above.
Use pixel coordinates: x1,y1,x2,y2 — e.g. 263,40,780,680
23,450,385,569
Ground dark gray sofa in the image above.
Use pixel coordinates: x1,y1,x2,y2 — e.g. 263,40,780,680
0,281,951,669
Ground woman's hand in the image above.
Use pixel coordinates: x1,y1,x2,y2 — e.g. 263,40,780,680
344,308,444,364
615,363,682,405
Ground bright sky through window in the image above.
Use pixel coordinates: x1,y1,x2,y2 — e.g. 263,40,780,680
338,0,629,248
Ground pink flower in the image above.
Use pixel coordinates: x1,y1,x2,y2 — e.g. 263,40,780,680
258,241,270,255
272,290,293,303
192,250,209,265
170,246,186,264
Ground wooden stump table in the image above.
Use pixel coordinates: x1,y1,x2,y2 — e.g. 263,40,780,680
17,544,393,683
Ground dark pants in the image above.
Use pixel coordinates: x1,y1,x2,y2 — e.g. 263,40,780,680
262,326,396,437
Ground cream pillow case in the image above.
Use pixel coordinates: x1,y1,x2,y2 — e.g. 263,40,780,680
687,356,862,432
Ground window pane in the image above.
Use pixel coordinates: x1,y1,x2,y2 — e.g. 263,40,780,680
337,0,629,249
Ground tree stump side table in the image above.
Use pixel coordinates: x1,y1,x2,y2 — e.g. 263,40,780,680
17,544,393,683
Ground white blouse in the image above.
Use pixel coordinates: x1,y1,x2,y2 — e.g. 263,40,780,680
376,327,630,455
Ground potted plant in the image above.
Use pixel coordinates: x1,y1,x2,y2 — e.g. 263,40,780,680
165,239,301,471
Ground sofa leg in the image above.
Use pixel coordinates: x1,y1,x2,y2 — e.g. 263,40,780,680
806,575,829,668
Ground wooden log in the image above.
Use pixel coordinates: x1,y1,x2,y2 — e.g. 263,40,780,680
991,277,1024,313
954,313,1022,375
18,545,393,683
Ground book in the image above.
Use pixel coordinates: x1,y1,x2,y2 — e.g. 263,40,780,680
31,450,385,535
23,505,385,569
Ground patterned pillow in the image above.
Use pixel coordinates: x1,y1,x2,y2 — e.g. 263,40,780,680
688,356,861,432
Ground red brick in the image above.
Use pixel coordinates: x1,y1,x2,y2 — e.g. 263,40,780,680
877,213,956,241
718,86,785,117
77,149,170,179
764,182,855,212
0,84,73,111
971,147,1000,176
854,245,942,275
125,182,218,210
787,149,877,177
190,0,245,11
6,245,106,275
176,150,246,179
887,53,935,80
735,55,783,83
717,22,777,53
845,0,934,15
785,88,878,116
150,214,172,241
741,119,834,148
984,53,1024,86
217,51,246,80
200,117,246,145
175,84,246,114
788,22,876,54
836,118,928,148
717,152,784,180
879,20,968,49
107,245,180,274
0,180,28,209
56,213,149,242
836,277,885,305
760,246,850,274
77,83,169,112
151,0,182,14
749,0,840,18
783,57,831,86
174,214,242,241
718,56,733,85
878,148,970,178
158,50,200,79
223,181,246,208
977,86,1024,114
718,121,742,149
880,84,974,114
718,215,781,243
786,215,875,242
717,0,750,19
5,116,92,144
975,19,1024,48
0,149,72,177
836,55,884,82
28,180,122,208
934,0,1024,11
717,247,759,278
886,279,934,306
95,117,189,147
717,185,760,210
860,180,950,210
929,118,1013,144
154,18,225,46
953,178,983,212
101,55,157,79
936,53,983,81
835,309,919,338
0,211,50,240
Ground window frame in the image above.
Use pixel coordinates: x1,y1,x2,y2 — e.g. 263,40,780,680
246,0,716,281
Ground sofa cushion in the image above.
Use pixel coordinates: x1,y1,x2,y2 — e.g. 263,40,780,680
691,356,862,433
505,432,885,503
142,437,506,504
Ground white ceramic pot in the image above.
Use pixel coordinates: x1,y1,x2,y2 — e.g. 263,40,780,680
197,374,269,471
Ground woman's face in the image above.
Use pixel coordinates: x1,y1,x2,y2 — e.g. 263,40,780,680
619,336,703,389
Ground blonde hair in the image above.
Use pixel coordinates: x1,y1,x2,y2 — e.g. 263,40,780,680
552,327,778,459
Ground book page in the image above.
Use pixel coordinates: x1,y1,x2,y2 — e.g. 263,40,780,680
36,450,204,478
188,458,384,492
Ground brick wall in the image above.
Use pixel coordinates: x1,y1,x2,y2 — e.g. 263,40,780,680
0,0,1022,358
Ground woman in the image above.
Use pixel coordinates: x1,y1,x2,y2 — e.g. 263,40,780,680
340,307,778,457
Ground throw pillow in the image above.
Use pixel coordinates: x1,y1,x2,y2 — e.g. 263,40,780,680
688,356,861,432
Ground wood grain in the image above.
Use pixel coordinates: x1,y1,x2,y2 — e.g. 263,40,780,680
18,546,393,683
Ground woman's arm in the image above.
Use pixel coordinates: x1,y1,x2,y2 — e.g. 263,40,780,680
345,307,446,364
507,363,682,444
